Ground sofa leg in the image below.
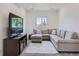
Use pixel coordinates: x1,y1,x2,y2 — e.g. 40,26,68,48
31,41,42,43
58,51,79,53
58,51,62,53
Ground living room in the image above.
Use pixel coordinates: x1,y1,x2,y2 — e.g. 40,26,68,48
0,3,79,56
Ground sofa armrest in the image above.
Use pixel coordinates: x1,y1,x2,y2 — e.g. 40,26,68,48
29,33,34,39
58,39,79,51
58,39,79,44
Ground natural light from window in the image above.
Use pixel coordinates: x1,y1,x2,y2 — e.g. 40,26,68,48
36,16,48,27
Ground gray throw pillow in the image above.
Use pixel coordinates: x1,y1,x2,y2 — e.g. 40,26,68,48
33,29,37,34
71,32,78,39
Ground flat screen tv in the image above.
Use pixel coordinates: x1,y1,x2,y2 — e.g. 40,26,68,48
9,13,23,37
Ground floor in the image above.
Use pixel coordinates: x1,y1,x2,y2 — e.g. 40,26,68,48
0,50,2,56
21,40,79,56
21,41,58,56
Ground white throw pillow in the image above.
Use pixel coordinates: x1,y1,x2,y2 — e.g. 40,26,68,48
37,30,41,34
52,29,56,35
65,31,73,39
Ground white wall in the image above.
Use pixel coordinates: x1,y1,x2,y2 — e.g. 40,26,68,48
26,10,59,34
59,6,79,32
0,4,59,55
0,3,27,55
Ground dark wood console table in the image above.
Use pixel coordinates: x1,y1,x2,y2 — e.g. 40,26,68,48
3,34,27,56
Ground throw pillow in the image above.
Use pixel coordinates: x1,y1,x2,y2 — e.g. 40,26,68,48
60,30,66,39
71,32,78,39
57,29,61,36
52,29,57,35
48,29,53,34
41,30,48,34
33,29,37,34
33,29,41,34
65,31,73,39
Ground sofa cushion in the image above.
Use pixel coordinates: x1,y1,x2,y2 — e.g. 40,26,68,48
58,39,79,44
54,37,62,42
42,34,50,39
50,34,62,49
42,34,49,36
41,30,49,34
31,34,42,39
50,34,62,42
65,31,73,39
50,35,59,39
31,34,42,36
37,30,41,34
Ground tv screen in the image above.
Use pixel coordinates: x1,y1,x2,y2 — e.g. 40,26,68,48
9,13,23,36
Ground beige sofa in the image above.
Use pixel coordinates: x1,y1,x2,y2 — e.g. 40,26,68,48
30,29,79,52
30,29,51,40
50,29,79,52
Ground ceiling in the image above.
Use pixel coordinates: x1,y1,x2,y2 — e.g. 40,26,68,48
15,3,79,11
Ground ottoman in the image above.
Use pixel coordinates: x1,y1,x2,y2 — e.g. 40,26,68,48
31,34,42,43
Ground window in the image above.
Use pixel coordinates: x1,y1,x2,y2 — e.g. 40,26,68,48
36,16,48,27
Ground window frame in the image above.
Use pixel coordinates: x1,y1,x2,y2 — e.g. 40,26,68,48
35,16,48,27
